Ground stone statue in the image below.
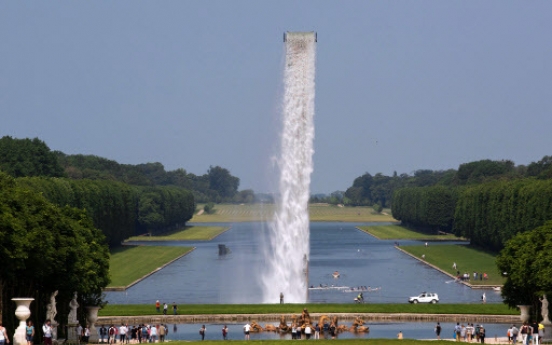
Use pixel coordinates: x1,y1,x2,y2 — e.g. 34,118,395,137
46,290,58,323
541,295,551,324
68,292,79,324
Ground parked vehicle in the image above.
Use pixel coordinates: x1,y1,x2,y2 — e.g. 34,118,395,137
408,292,439,304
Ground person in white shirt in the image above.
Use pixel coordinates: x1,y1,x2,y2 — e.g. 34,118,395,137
304,325,312,339
0,321,10,345
119,324,127,344
149,325,157,343
243,323,251,340
42,321,52,345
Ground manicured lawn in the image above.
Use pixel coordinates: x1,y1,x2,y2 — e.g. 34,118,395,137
99,303,515,317
358,225,463,241
125,226,229,242
191,204,396,223
399,245,504,286
108,246,193,288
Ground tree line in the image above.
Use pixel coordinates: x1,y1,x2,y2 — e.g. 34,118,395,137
16,177,195,246
343,157,552,208
56,152,240,203
392,175,552,252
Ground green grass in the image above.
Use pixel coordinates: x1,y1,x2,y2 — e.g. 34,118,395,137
358,225,463,241
125,226,229,241
399,244,505,286
108,246,193,288
191,204,396,223
99,303,515,317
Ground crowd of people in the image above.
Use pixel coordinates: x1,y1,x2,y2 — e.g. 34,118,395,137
506,322,545,345
435,321,546,344
98,324,170,344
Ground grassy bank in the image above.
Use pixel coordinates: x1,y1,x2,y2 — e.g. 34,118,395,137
125,226,229,242
99,303,515,317
399,245,504,286
109,246,193,288
358,225,462,241
191,204,396,223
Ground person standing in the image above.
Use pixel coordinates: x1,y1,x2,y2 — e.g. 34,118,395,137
455,323,462,342
83,326,90,344
222,325,228,340
0,321,10,345
243,323,251,340
305,324,312,340
314,324,320,340
199,325,206,341
163,303,168,315
172,303,177,315
76,324,83,345
26,321,35,345
532,321,539,345
158,324,165,343
512,325,519,344
108,325,116,344
149,325,157,343
155,301,160,313
435,322,442,340
479,325,486,344
291,324,297,340
140,325,148,344
119,324,127,344
42,321,52,345
280,293,284,304
521,322,530,345
467,324,474,342
99,326,107,343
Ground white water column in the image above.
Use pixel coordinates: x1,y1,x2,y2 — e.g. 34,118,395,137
262,32,316,303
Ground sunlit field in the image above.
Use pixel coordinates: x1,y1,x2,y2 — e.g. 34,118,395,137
125,226,229,241
191,204,396,223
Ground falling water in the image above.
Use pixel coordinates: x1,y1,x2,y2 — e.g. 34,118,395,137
262,32,316,303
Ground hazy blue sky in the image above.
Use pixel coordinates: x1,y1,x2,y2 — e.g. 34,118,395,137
1,2,551,193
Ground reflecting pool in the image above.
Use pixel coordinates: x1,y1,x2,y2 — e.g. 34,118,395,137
105,222,503,304
118,321,509,341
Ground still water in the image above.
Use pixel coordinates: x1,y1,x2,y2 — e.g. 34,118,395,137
105,222,503,304
132,322,508,342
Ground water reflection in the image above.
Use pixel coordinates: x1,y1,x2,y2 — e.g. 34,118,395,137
105,222,503,304
123,321,509,341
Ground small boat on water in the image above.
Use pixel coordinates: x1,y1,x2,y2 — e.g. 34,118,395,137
492,286,501,291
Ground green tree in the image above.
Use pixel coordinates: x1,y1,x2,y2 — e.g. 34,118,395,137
0,136,65,177
207,166,239,200
497,221,552,311
0,171,109,329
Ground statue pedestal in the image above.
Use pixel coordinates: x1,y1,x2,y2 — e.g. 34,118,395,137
12,298,34,345
67,324,80,343
540,321,552,342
